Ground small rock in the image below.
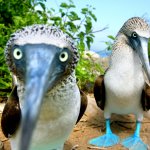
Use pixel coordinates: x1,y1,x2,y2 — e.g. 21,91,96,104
71,144,79,150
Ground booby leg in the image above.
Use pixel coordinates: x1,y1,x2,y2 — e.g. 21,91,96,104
89,119,120,147
121,121,147,150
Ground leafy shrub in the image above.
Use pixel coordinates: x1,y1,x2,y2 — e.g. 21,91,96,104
0,0,48,95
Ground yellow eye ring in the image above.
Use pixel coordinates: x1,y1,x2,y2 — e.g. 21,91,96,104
13,48,23,60
59,51,68,62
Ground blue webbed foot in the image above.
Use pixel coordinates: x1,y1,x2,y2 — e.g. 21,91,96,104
89,133,120,147
121,121,148,150
121,135,147,150
89,119,120,147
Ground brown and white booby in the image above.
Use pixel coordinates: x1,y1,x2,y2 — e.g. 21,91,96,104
1,25,87,150
89,17,150,150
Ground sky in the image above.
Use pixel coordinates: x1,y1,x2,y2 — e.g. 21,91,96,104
45,0,150,52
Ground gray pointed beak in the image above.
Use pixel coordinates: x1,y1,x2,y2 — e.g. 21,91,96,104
137,37,150,82
19,44,65,150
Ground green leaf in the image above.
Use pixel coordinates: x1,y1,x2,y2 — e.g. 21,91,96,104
67,22,77,33
89,10,97,21
50,16,62,21
108,35,115,40
60,2,69,8
61,12,66,18
68,11,80,21
81,8,88,14
38,2,46,11
77,32,85,41
85,17,92,34
86,36,94,49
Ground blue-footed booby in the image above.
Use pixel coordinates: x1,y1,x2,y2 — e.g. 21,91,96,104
89,17,150,150
1,25,87,150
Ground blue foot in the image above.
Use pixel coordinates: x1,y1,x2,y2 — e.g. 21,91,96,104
121,136,147,150
89,133,120,147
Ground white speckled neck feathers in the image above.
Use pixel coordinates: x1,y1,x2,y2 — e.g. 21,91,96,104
17,71,77,105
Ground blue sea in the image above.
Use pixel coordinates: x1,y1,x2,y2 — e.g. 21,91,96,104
96,50,112,58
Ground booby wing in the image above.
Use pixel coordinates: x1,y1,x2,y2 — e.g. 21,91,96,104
141,83,150,111
93,75,105,110
76,90,88,123
1,86,21,138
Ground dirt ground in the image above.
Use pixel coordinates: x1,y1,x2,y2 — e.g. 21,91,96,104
0,94,150,150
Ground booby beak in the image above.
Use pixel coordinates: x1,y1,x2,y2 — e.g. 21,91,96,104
19,44,65,150
137,37,150,83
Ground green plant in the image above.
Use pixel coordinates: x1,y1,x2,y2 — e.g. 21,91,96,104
105,35,115,50
46,0,105,90
0,0,48,96
76,52,104,91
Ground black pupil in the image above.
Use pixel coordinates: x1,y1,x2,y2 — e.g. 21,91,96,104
17,51,21,56
61,53,65,58
132,32,137,38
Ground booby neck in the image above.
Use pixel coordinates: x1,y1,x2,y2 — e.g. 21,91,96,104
110,33,142,69
113,33,132,52
16,71,77,105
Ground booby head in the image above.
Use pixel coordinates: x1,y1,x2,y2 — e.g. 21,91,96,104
5,25,79,150
118,17,150,82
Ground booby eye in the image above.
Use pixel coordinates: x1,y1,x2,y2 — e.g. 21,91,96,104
131,32,138,38
13,48,23,60
59,51,68,62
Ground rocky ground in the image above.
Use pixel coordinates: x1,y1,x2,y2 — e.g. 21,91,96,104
0,94,150,150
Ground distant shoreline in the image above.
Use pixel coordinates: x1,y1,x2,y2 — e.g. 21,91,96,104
94,50,112,57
